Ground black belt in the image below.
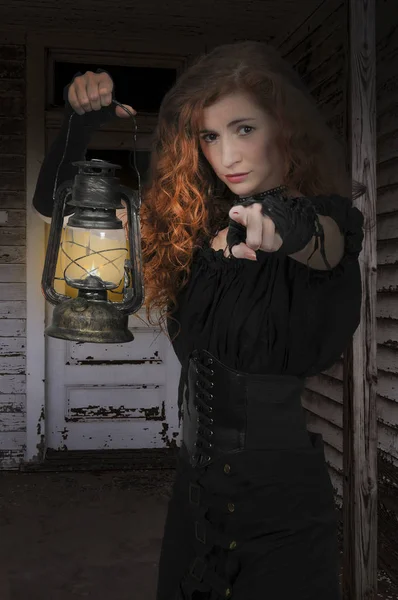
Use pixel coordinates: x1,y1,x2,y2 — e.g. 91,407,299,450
182,349,309,468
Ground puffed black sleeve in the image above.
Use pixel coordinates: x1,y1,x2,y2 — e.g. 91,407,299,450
287,195,364,376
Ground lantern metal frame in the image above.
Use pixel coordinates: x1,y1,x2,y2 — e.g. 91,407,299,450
41,159,144,344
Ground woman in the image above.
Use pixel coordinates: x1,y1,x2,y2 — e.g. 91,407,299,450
33,41,364,600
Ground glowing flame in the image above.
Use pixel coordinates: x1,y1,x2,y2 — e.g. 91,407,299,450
88,260,99,278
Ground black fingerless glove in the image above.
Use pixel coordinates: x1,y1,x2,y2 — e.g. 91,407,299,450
227,193,331,268
226,219,247,252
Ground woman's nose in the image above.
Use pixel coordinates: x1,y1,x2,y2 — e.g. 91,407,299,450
221,141,242,168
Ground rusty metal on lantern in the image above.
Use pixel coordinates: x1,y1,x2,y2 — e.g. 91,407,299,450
42,157,144,344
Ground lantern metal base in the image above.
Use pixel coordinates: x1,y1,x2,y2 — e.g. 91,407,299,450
45,295,134,344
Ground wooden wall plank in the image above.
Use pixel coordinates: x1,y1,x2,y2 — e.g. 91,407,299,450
0,374,26,394
376,345,398,372
0,264,26,282
324,439,343,472
344,0,378,594
0,245,26,263
377,395,398,429
377,239,398,265
378,104,398,137
377,212,398,240
0,227,25,245
0,431,25,449
0,319,26,336
0,449,24,469
377,371,398,402
377,318,398,346
377,293,398,319
375,11,398,562
378,156,398,188
0,394,25,412
378,421,398,461
378,265,398,292
0,301,26,318
0,354,25,374
0,191,25,210
378,132,398,163
377,185,398,215
0,412,26,432
302,388,342,427
0,282,25,301
329,468,343,502
306,411,343,452
276,0,343,55
306,372,343,402
0,209,25,227
0,337,26,355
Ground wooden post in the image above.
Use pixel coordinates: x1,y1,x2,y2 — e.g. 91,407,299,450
343,0,378,598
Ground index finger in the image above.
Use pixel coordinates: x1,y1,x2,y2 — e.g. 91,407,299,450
68,84,84,115
95,72,113,107
245,208,263,251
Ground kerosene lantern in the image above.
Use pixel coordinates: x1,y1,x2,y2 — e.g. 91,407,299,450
42,159,144,343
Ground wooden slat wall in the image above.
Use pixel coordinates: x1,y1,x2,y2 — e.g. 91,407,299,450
375,0,398,564
375,0,398,467
0,44,26,469
277,0,347,502
279,0,398,507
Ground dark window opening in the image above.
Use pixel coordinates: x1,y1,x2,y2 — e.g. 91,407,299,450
85,149,151,190
51,62,177,113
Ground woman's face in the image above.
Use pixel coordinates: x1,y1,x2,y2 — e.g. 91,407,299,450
199,92,286,197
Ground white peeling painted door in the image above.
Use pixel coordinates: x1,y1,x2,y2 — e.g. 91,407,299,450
45,306,181,451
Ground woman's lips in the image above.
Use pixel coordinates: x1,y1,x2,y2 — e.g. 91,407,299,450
225,173,249,183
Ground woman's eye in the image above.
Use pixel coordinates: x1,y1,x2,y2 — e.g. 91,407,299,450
239,125,254,135
201,133,218,143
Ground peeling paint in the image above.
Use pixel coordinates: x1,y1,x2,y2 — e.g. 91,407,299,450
72,359,162,365
69,405,141,419
385,339,398,349
0,402,24,414
60,428,69,441
33,405,46,463
0,448,25,469
139,405,163,420
160,420,178,448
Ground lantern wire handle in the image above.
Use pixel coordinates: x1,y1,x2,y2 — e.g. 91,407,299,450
52,101,142,207
52,112,75,205
112,100,142,206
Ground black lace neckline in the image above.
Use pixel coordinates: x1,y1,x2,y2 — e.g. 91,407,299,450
238,185,288,203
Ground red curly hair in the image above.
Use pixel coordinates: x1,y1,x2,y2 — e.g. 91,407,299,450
141,41,350,325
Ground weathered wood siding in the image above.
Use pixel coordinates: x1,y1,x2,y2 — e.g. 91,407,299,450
277,0,347,502
0,43,26,469
0,0,320,45
279,0,398,509
376,0,398,488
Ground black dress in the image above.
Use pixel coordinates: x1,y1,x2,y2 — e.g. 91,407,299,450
31,99,364,600
157,197,363,600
